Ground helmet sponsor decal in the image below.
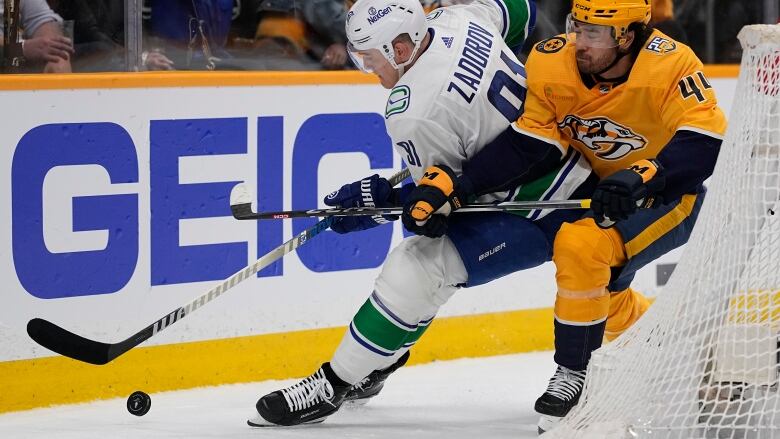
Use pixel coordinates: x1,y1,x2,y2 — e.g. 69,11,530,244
558,115,647,160
367,6,392,25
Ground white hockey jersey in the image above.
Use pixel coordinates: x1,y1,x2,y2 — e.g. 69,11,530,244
385,0,592,217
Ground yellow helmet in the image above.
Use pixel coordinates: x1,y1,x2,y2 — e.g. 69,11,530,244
570,0,651,45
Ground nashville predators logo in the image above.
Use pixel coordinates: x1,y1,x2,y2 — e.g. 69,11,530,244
559,115,647,160
536,37,566,54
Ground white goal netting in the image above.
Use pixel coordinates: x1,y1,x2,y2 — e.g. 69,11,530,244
545,24,780,439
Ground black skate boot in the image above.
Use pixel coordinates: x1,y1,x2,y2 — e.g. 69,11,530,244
248,362,350,427
534,365,586,434
344,351,410,405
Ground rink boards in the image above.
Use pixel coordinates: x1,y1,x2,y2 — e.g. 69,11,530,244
0,67,738,412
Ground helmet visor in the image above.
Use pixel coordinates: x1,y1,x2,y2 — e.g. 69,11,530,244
565,14,619,49
347,43,392,73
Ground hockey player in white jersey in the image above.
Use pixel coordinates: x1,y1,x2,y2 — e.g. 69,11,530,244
248,0,595,427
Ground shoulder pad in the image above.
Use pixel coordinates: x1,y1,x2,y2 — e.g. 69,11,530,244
386,85,411,119
534,36,566,54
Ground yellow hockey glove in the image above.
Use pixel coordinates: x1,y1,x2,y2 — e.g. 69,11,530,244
402,164,464,238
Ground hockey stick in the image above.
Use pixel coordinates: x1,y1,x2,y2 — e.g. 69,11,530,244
26,168,411,365
230,197,592,220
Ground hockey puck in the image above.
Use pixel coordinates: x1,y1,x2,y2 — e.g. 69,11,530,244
127,391,151,416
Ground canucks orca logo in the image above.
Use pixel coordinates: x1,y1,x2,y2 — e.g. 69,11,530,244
426,9,444,20
559,115,647,160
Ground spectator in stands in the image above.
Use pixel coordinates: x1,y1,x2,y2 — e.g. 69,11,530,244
49,0,125,72
0,0,73,72
298,0,349,69
229,0,349,70
143,0,232,71
650,0,687,43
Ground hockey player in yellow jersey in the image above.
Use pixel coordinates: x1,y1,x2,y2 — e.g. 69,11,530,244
400,0,727,433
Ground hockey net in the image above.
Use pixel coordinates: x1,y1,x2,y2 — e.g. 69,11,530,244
545,24,780,439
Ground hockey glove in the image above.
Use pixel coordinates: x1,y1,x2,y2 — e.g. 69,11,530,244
402,164,465,238
324,174,398,234
591,159,665,228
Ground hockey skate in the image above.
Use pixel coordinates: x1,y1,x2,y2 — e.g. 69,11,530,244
534,365,586,434
248,363,350,427
344,351,410,405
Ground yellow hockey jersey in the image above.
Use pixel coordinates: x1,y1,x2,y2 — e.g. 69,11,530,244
516,30,727,178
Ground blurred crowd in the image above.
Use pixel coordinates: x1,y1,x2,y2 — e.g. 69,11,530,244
0,0,776,74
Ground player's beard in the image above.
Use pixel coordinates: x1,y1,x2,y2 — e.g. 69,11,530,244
575,48,618,75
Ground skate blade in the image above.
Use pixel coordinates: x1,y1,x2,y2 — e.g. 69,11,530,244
343,398,371,407
537,413,563,435
247,415,327,428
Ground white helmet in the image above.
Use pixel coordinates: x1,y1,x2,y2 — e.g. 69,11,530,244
346,0,428,73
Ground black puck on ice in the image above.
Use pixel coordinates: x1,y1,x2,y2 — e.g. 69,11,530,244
127,391,151,416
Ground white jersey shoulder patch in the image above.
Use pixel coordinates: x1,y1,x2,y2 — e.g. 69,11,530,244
385,85,411,119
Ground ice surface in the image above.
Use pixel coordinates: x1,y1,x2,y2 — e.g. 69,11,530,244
0,351,555,439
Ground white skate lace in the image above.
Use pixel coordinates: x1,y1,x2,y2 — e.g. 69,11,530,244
352,376,371,392
545,366,586,401
281,369,336,412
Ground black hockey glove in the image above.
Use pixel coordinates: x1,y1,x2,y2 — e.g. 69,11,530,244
402,164,465,238
591,159,665,228
324,174,398,234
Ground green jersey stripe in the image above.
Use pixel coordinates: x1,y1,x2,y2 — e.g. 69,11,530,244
498,0,532,49
507,163,559,217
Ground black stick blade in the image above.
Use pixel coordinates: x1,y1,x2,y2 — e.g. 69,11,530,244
230,202,256,220
27,318,112,365
229,183,257,220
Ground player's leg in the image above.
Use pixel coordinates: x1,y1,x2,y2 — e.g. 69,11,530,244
605,287,651,341
337,211,570,386
249,212,562,426
334,176,595,406
343,348,412,405
445,211,558,286
603,190,706,341
250,235,468,427
332,234,468,382
534,217,625,433
341,210,585,406
536,191,706,433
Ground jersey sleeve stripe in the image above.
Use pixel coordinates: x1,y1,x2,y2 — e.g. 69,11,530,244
512,124,567,156
496,0,533,49
676,125,725,140
527,149,582,220
490,0,510,38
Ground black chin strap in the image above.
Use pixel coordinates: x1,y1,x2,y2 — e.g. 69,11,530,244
594,48,630,77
